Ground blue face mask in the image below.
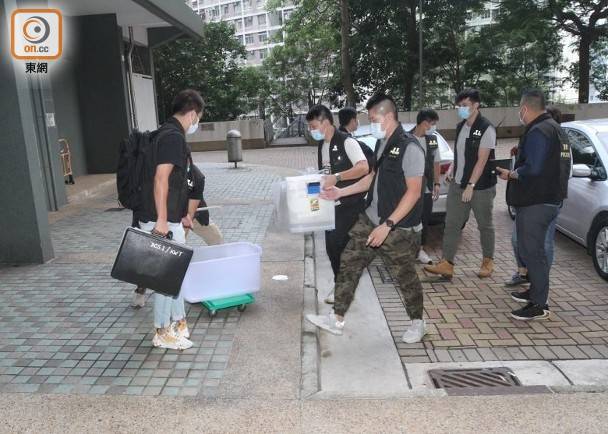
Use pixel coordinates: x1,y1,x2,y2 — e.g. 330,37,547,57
457,106,471,120
310,129,324,141
370,122,386,140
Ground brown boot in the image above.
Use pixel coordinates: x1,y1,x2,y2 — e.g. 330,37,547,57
478,258,494,278
424,260,454,279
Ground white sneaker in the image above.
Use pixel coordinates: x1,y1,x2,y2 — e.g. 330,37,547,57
131,291,146,308
324,290,335,304
402,319,426,344
417,249,432,265
153,328,193,350
306,312,344,335
172,320,190,339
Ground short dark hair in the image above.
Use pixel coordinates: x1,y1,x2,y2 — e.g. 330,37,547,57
365,92,397,118
546,106,562,123
338,107,358,127
171,89,204,115
521,88,546,111
306,104,334,125
416,109,439,125
455,88,481,105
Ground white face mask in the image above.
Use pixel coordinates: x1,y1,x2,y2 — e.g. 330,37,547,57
427,124,437,134
187,114,199,135
518,107,528,126
370,121,386,140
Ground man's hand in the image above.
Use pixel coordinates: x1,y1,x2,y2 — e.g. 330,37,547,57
322,174,338,189
320,186,342,201
153,220,169,236
182,214,193,229
461,185,474,203
445,170,454,184
366,224,391,248
432,184,440,201
510,146,518,157
496,167,510,181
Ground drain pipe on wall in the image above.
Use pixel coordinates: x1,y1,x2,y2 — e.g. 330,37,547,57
125,26,139,131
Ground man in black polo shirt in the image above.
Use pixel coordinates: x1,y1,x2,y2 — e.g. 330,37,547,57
425,89,497,280
306,93,426,344
306,105,369,304
139,89,204,351
498,89,571,320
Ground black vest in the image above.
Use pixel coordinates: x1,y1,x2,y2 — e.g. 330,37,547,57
409,128,439,191
506,113,571,207
453,114,497,190
365,125,424,228
317,129,365,206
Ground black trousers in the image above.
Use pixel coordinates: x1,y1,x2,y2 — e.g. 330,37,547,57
325,200,364,280
421,192,433,246
515,204,559,306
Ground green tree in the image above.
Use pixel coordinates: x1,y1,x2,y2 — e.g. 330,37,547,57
590,38,608,101
153,22,248,122
264,0,341,118
547,0,608,103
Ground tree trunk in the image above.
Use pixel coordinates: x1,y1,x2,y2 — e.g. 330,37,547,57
403,0,418,111
578,36,591,104
339,0,356,107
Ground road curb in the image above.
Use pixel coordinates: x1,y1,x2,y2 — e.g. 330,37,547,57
301,232,320,399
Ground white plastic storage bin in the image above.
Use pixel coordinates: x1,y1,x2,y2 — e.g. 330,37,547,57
284,174,335,233
181,242,262,303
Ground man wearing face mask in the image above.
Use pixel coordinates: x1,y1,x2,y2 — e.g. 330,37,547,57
425,89,497,280
306,105,370,304
497,89,571,321
139,89,204,350
338,107,359,136
306,93,426,344
410,109,441,265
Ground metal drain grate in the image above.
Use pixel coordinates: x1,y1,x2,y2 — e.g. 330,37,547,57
375,265,394,284
428,368,522,389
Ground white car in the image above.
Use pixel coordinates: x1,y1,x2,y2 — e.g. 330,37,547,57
558,119,608,281
353,123,454,222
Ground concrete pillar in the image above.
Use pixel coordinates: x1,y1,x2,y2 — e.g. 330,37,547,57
0,0,55,263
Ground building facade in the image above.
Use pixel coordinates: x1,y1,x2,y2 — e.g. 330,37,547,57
187,0,295,65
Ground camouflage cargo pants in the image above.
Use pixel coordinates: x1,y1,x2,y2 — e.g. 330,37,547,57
333,214,423,320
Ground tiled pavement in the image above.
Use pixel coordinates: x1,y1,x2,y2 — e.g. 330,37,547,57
372,179,608,364
0,164,285,396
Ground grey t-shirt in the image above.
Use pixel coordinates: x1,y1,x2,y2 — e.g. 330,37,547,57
366,140,425,229
415,135,442,194
454,123,496,184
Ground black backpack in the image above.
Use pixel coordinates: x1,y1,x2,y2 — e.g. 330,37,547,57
116,129,164,211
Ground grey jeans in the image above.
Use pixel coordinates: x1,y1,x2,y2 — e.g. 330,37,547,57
442,182,496,262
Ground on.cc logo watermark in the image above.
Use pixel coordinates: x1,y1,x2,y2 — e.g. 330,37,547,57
11,9,62,60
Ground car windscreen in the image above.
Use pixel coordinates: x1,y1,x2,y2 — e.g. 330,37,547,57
598,132,608,149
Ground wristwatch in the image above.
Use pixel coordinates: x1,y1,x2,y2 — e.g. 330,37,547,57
385,219,395,230
335,172,342,182
467,182,476,188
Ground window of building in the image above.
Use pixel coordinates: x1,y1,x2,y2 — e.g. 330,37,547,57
258,32,268,43
245,34,254,45
480,9,491,19
257,14,266,26
243,0,251,10
245,16,253,27
259,49,267,60
234,1,241,13
223,5,229,15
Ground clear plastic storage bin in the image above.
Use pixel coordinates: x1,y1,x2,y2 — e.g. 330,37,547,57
181,242,262,303
283,174,335,233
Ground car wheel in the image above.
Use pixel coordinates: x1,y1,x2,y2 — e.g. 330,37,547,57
591,218,608,282
508,205,516,220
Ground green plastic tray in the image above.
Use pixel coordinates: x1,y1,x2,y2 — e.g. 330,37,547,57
201,293,255,317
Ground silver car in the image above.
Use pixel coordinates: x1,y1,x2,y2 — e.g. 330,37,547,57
559,119,608,281
353,123,454,222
